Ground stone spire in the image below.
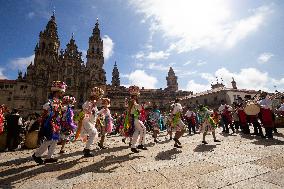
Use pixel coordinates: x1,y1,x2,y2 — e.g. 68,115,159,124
231,77,237,89
61,34,83,62
34,14,60,66
166,67,178,91
86,18,106,86
111,61,120,87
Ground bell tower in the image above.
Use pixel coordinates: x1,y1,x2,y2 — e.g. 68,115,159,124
86,18,106,86
166,67,178,91
111,61,120,87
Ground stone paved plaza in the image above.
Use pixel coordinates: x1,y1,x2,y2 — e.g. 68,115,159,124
1,128,284,189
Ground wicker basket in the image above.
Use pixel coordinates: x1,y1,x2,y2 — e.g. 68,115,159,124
24,131,39,149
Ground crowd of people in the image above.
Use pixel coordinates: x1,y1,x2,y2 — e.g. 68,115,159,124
0,80,283,165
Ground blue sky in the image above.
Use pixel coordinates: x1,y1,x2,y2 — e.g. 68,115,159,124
0,0,283,93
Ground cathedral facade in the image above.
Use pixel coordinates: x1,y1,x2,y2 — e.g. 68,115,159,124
0,14,192,114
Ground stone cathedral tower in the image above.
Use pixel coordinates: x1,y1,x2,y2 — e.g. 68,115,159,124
26,13,60,108
86,19,106,87
111,61,120,87
166,67,178,92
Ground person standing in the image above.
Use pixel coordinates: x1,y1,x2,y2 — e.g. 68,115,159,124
6,108,23,151
185,108,197,135
258,92,274,139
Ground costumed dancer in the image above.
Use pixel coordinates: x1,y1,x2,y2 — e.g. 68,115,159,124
59,96,77,153
124,85,149,153
219,101,234,134
97,98,113,149
0,104,6,134
199,105,220,144
79,87,104,157
185,108,197,135
32,81,66,164
258,92,274,139
171,98,186,148
237,103,250,134
150,104,162,143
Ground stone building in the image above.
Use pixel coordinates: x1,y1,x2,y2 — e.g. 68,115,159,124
179,78,260,109
0,14,192,115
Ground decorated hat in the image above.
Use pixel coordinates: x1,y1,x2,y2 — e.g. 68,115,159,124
102,98,111,107
90,87,104,98
129,85,140,96
62,96,76,105
51,81,67,92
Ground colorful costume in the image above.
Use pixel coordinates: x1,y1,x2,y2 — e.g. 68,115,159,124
0,106,4,134
33,81,66,164
171,102,186,132
61,96,77,141
199,108,216,133
258,97,274,138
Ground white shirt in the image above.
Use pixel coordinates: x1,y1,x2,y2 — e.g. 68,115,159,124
258,97,272,109
172,103,183,114
218,104,226,113
185,110,195,118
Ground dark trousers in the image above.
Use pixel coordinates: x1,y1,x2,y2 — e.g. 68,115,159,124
6,130,20,150
252,121,264,136
264,127,273,138
234,121,240,130
241,123,250,134
187,121,196,134
224,122,235,133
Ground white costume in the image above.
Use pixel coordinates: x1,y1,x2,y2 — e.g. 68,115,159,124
81,100,100,150
130,101,147,148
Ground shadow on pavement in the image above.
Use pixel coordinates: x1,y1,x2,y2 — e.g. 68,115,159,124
193,144,216,152
155,148,182,161
57,153,144,180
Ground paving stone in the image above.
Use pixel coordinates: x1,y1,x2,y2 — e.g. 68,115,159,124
251,154,284,170
222,178,283,189
0,128,283,188
196,163,271,189
256,167,284,187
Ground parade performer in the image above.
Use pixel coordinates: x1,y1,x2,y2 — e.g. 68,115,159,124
97,98,113,149
219,100,234,134
32,81,66,164
80,87,104,157
185,108,197,135
0,104,6,134
237,103,250,134
171,98,186,148
59,96,77,153
199,105,220,144
124,85,149,153
149,104,162,143
258,92,274,139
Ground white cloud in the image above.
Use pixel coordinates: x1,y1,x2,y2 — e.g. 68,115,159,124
130,1,273,52
257,52,274,64
200,67,271,91
102,35,114,61
10,55,34,71
126,70,158,89
186,80,211,93
183,60,192,66
0,68,8,79
148,62,169,71
134,50,170,60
